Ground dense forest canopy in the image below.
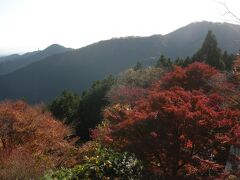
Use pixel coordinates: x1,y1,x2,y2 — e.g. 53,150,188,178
1,27,240,179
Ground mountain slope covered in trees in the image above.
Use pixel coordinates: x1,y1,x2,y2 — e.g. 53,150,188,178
0,21,240,103
0,44,73,75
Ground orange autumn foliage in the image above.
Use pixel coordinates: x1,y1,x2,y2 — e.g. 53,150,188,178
0,101,79,179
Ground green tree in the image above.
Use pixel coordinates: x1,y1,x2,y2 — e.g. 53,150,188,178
174,57,184,67
193,30,225,70
222,51,235,71
156,54,172,69
75,76,116,141
183,56,192,67
43,147,144,180
48,90,81,124
174,57,192,67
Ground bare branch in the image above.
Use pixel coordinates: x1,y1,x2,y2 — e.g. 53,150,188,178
217,1,240,23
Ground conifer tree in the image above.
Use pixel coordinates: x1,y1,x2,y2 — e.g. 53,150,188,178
193,30,225,70
156,54,172,69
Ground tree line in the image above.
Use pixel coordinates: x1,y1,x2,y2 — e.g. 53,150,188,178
1,30,240,179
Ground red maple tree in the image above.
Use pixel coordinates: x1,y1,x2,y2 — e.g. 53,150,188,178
99,87,240,178
159,62,218,92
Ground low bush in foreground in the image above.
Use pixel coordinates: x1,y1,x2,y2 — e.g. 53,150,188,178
43,147,144,180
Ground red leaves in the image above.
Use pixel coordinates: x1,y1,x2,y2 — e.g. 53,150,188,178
160,65,186,87
231,124,240,147
94,62,240,178
193,155,224,172
100,87,239,178
0,101,79,178
159,62,218,92
186,140,193,149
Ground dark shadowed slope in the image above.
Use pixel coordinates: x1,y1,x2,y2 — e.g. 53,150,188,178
0,36,165,103
0,44,73,75
0,21,240,103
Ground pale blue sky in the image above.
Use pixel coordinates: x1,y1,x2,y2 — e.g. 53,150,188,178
0,0,239,55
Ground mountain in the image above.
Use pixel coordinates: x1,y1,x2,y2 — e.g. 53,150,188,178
0,54,21,63
0,21,240,103
163,21,240,57
0,44,73,75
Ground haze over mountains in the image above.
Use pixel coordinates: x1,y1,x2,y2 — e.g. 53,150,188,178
1,21,240,103
0,44,73,75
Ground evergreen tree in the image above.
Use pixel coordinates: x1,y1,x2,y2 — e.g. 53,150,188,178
183,56,192,67
223,51,234,71
174,57,184,67
48,90,81,124
76,75,116,141
193,30,225,70
174,57,192,67
156,54,172,69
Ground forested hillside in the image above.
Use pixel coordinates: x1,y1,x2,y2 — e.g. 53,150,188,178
0,21,240,103
1,23,240,179
0,44,72,75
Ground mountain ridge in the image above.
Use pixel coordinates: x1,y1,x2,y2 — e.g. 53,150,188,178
0,44,73,75
0,21,240,103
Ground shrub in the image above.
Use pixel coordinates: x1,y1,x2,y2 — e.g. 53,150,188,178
43,147,144,180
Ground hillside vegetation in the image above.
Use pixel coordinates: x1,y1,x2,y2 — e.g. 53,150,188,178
0,29,240,179
0,21,240,103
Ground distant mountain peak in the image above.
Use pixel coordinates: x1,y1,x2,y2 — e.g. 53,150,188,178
44,44,67,51
39,44,73,56
0,44,73,75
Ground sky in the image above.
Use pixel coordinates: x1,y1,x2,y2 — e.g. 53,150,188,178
0,0,240,55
